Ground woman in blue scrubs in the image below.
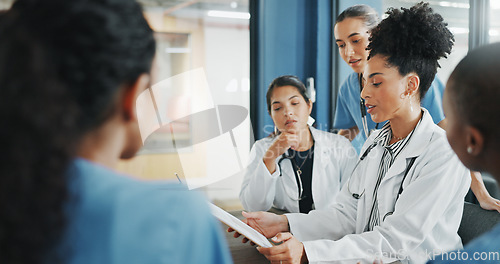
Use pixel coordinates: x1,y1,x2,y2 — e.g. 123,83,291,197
0,0,232,263
333,4,445,153
333,4,500,213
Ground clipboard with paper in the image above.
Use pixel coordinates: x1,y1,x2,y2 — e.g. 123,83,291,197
209,203,273,248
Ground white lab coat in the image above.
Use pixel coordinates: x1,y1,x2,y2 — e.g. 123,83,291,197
240,126,357,213
286,109,471,264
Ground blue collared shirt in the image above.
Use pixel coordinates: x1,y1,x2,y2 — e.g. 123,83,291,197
334,72,445,153
427,223,500,263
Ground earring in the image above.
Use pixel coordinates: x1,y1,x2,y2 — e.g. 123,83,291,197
408,93,414,113
467,146,473,154
274,126,278,134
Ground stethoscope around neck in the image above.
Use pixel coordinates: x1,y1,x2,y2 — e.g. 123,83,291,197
277,149,308,201
347,141,417,220
347,142,377,199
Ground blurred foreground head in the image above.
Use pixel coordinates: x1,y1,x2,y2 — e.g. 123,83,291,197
0,0,154,262
444,42,500,177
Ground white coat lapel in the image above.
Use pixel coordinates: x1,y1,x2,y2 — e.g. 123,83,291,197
309,127,328,208
380,109,435,184
310,127,329,174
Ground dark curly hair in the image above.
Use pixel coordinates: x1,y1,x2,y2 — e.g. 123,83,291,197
0,0,155,263
447,43,500,149
367,2,454,100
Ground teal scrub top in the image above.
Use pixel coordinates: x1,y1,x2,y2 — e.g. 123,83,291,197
334,72,445,153
61,158,233,264
427,223,500,263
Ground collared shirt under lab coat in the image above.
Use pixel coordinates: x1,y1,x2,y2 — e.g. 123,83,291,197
286,109,471,264
240,126,358,213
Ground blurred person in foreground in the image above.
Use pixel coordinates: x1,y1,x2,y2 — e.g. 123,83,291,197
0,0,232,263
427,42,500,264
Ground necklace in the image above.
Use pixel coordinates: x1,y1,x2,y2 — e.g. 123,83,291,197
392,135,405,141
293,149,311,175
391,130,406,141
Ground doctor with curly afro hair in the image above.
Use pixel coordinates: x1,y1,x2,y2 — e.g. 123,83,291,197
233,3,471,263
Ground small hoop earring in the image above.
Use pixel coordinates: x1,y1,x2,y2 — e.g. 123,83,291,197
467,146,473,154
274,126,278,134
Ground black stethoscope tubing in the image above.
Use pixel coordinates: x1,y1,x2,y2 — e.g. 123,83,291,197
348,142,417,220
277,149,304,201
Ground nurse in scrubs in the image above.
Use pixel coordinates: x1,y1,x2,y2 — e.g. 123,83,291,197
334,4,500,212
333,4,446,152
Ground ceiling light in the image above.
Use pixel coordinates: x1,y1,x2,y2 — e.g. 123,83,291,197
207,10,250,20
438,1,469,9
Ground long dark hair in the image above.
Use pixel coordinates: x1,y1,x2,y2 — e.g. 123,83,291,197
0,0,155,262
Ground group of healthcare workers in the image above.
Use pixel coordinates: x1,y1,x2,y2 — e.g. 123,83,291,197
237,2,500,264
2,0,500,263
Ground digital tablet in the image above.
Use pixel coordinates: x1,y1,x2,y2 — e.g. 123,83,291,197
209,203,273,248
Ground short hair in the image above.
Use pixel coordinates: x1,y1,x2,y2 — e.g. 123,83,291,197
336,4,379,30
447,42,500,147
367,2,454,100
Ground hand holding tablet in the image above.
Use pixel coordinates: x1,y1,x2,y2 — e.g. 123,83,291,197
209,203,273,248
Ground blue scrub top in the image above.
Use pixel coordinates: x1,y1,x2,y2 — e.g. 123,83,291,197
427,223,500,263
61,158,233,264
333,72,445,153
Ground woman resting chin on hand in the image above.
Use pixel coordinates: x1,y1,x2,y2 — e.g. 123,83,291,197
233,3,470,263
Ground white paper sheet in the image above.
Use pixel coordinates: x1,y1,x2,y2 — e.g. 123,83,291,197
209,203,273,248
